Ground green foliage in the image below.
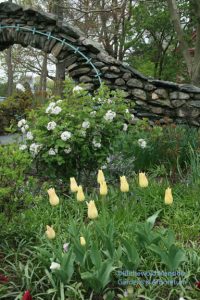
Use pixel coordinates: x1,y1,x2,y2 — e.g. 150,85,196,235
0,144,34,217
0,91,33,134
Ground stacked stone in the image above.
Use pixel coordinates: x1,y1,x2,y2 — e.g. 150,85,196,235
1,1,200,125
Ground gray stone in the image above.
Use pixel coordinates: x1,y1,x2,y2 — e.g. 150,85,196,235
179,84,200,93
191,109,200,118
177,108,188,118
104,73,119,79
67,63,79,71
82,83,94,90
65,55,78,68
114,78,125,86
144,83,156,91
101,67,109,72
171,100,186,107
127,78,143,88
110,66,121,73
132,89,147,101
194,94,200,100
150,99,172,108
135,100,148,107
79,75,93,83
150,107,164,114
94,62,105,68
189,100,200,108
122,72,132,80
149,79,179,89
154,88,168,99
70,67,91,77
81,38,101,54
170,92,190,100
191,120,200,126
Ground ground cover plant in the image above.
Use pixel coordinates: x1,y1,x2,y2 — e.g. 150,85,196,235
1,81,200,300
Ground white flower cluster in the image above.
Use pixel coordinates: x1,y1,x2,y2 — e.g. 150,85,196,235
46,102,62,115
30,143,42,157
48,148,58,156
61,131,72,141
80,130,87,137
73,85,83,93
123,123,128,131
56,99,63,104
104,110,116,122
64,146,71,154
47,121,57,131
138,138,147,149
82,121,90,129
18,119,29,134
19,144,27,151
92,138,101,149
90,111,96,117
26,131,33,140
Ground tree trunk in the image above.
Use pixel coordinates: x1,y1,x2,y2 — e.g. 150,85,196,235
39,52,48,98
50,0,66,95
166,0,193,77
54,60,66,96
6,47,13,97
190,0,200,86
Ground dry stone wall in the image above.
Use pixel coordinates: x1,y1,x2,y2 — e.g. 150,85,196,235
1,1,200,126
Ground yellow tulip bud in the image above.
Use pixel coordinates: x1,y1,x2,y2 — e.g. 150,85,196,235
45,225,56,240
77,185,85,202
100,180,108,196
97,169,105,184
164,187,173,205
87,200,98,219
47,188,59,206
139,172,148,188
80,236,86,246
70,177,79,192
120,176,129,192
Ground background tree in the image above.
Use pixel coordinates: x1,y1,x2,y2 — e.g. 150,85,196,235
167,0,200,86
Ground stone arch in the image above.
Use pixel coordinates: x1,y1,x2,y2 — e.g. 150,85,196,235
1,1,200,126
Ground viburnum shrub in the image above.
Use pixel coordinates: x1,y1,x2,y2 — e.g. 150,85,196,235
18,80,133,179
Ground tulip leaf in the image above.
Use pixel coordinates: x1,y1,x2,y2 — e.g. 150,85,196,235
81,259,115,293
146,209,162,228
56,250,75,283
148,244,186,271
90,243,102,269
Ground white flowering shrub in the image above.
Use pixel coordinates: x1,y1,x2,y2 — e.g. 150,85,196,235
19,80,132,178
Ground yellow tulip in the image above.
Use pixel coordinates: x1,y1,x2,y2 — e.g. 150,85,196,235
139,172,148,188
97,169,105,184
164,187,173,205
87,200,98,219
45,225,56,239
77,185,85,202
80,236,86,246
47,188,59,206
120,176,129,192
70,177,79,192
100,180,108,196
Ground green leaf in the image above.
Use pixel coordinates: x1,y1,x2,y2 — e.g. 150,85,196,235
146,209,162,228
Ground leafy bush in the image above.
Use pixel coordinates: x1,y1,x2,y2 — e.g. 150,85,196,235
107,121,200,181
19,80,132,180
0,144,35,217
0,91,33,134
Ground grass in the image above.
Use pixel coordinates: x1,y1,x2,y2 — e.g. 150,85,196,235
1,123,200,299
1,174,200,300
